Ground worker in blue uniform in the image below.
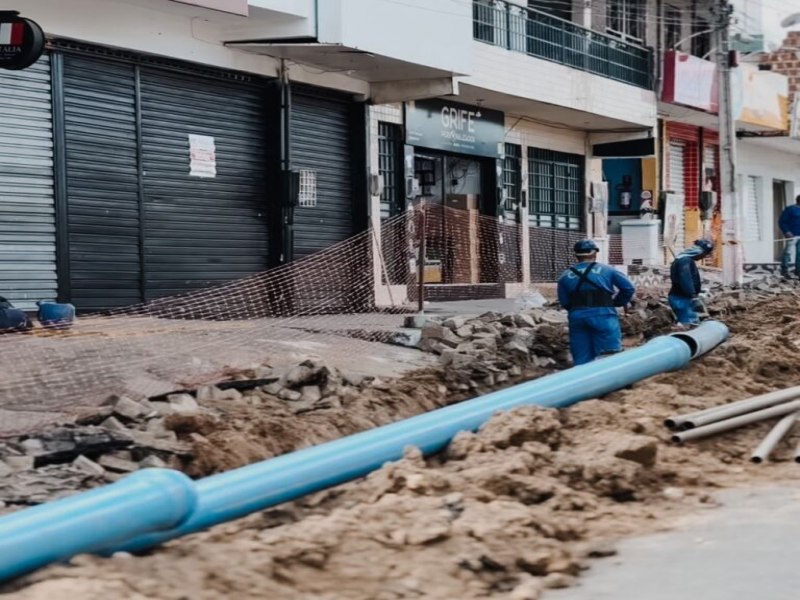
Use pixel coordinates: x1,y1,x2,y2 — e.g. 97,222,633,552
779,195,800,278
557,239,636,366
668,239,714,327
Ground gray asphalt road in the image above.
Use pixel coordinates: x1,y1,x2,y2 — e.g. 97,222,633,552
548,486,800,600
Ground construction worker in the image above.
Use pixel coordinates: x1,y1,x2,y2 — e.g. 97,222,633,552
779,195,800,279
557,239,636,366
668,239,714,327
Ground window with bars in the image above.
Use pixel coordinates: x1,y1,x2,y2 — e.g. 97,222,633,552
606,0,644,44
691,19,711,58
503,143,522,212
664,5,682,51
378,121,402,219
528,148,584,230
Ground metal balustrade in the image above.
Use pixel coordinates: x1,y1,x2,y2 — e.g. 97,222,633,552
473,0,653,90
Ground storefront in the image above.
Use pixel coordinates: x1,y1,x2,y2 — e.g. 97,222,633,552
402,98,514,297
0,43,365,311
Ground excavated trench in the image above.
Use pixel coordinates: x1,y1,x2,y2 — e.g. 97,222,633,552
2,293,800,600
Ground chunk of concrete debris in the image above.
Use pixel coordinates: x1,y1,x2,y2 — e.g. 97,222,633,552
386,329,422,349
278,388,302,402
167,393,201,415
212,387,243,401
300,385,322,403
99,455,140,473
283,364,315,388
540,310,567,325
442,316,468,330
100,416,129,433
611,435,659,468
195,385,216,402
109,396,150,421
72,455,105,477
261,382,283,396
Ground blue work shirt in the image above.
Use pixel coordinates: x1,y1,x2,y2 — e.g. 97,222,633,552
557,261,636,319
779,204,800,237
669,255,701,298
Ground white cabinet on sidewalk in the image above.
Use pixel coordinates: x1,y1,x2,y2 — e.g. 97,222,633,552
621,219,661,265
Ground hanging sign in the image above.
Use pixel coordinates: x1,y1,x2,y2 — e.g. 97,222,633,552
189,134,217,178
405,98,504,157
0,12,45,70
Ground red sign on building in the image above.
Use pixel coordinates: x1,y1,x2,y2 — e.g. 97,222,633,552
661,50,719,114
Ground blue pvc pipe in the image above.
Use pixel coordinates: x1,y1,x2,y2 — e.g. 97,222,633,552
114,322,727,554
0,321,729,580
0,469,197,581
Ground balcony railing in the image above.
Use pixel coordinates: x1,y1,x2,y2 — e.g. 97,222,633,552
473,0,653,90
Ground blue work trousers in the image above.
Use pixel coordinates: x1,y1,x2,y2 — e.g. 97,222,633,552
668,294,700,325
781,237,800,276
568,313,622,366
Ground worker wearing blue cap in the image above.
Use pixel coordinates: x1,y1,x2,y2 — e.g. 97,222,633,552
668,239,715,327
557,239,636,366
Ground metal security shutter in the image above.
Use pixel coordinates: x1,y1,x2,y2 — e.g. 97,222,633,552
0,56,57,310
139,69,269,299
62,56,141,310
291,88,353,260
668,140,686,252
743,175,760,242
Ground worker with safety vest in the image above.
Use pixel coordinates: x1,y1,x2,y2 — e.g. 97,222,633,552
557,240,636,366
668,239,714,327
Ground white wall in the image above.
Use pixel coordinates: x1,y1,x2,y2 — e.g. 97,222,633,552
15,0,368,94
319,0,473,76
737,140,800,263
469,43,657,127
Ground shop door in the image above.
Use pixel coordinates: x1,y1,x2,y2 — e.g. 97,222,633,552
61,52,271,309
667,140,687,253
290,87,353,261
0,55,58,310
62,55,142,310
774,180,788,261
139,68,269,300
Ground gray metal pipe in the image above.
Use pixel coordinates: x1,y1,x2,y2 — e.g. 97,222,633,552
750,411,800,464
672,399,800,444
664,403,736,431
684,387,800,430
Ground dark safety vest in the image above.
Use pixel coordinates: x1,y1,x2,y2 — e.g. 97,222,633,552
568,263,614,309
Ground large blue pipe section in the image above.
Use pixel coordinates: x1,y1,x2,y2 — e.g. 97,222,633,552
0,469,196,581
0,321,728,581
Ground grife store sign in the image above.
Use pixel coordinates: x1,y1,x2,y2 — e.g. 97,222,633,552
405,99,504,157
0,11,45,70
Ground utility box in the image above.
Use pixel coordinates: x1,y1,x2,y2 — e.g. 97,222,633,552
621,219,661,265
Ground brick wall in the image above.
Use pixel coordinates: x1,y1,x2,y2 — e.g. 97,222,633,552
761,31,800,102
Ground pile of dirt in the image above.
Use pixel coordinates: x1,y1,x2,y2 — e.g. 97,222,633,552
4,293,800,599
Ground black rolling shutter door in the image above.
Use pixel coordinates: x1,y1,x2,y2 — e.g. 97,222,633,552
62,56,141,309
290,88,353,260
139,69,269,299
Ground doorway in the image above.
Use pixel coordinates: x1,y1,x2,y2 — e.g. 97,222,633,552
773,180,789,261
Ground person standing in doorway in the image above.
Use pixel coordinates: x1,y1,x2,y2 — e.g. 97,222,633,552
557,240,636,366
779,195,800,279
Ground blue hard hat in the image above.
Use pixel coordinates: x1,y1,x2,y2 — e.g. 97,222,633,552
574,239,600,255
694,239,714,254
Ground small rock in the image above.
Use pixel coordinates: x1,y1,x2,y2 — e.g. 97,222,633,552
300,385,322,403
167,393,200,415
504,340,530,358
582,541,618,559
387,329,422,348
283,365,315,388
278,389,302,401
442,316,468,330
510,578,544,600
72,455,105,477
508,365,522,377
261,382,283,396
543,573,576,589
455,325,474,338
101,416,130,433
148,401,172,416
533,356,556,368
611,435,659,468
662,486,685,500
140,455,168,469
19,438,45,456
541,310,567,325
341,372,365,387
371,378,391,391
477,311,502,323
99,455,139,473
109,396,151,421
212,387,243,401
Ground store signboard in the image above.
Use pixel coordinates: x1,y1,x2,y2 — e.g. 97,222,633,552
733,64,789,131
661,50,718,113
0,12,45,70
405,98,504,158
